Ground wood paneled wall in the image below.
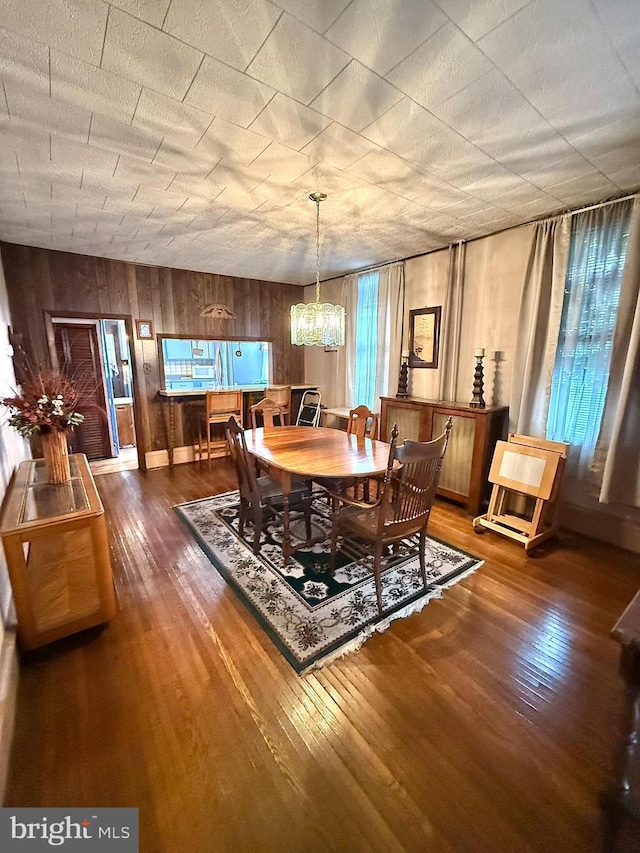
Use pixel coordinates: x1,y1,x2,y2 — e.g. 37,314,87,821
0,243,305,459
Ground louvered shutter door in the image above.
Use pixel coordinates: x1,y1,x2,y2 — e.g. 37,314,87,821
54,325,113,461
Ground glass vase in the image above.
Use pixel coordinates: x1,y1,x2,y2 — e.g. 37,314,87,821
41,429,71,484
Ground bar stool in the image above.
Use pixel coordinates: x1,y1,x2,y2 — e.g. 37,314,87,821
198,390,243,471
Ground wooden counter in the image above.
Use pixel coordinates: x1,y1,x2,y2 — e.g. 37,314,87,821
0,454,117,650
158,385,318,465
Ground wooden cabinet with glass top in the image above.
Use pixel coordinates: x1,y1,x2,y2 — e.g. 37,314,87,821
0,454,117,650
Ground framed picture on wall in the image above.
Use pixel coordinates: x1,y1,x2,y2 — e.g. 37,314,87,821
135,319,154,340
408,306,441,368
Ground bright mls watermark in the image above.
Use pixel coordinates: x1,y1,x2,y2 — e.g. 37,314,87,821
0,808,138,850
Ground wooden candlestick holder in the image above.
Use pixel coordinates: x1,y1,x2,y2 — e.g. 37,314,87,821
470,356,486,408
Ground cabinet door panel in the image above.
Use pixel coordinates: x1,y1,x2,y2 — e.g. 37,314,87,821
433,412,475,497
382,404,421,443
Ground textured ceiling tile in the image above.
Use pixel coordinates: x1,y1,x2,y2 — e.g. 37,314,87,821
109,0,172,28
479,0,640,131
196,121,269,171
249,141,318,183
249,93,331,150
463,172,546,204
586,143,640,178
4,86,92,144
90,114,163,162
301,122,380,169
591,0,640,89
0,0,108,65
0,147,19,175
0,117,50,162
114,155,178,190
293,162,366,195
435,0,532,41
544,171,620,205
19,161,82,190
361,97,450,158
272,0,350,32
102,9,203,100
51,138,121,177
607,164,640,192
428,141,508,188
413,179,484,210
246,14,350,104
133,89,213,148
134,185,190,212
387,23,493,108
163,0,281,71
0,26,48,91
432,68,563,162
565,112,640,165
310,61,403,132
102,194,156,218
347,149,438,200
519,153,600,190
51,51,141,124
152,141,218,181
184,56,274,128
326,0,446,76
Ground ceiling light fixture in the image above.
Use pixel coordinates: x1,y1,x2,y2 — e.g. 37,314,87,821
290,192,345,347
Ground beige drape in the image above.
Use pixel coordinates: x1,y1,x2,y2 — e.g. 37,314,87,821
595,196,640,506
509,216,570,435
336,273,358,409
438,242,465,403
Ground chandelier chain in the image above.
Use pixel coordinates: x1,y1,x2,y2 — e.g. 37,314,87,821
315,195,321,305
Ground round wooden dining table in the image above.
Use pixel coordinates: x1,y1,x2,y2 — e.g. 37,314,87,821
244,425,393,562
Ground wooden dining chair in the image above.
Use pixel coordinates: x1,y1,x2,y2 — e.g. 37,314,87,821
249,397,283,429
225,417,312,555
198,390,243,471
346,405,379,440
328,418,452,613
265,386,291,425
315,404,380,501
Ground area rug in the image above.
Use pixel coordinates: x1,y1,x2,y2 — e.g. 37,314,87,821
174,491,483,674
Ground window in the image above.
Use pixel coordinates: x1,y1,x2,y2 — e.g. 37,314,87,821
547,210,630,454
353,271,379,410
159,337,270,391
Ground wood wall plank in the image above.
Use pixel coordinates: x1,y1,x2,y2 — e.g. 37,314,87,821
0,243,305,455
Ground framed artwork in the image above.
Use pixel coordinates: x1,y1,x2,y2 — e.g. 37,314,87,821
135,319,154,340
408,306,441,368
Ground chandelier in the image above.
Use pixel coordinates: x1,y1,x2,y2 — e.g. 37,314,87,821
290,192,345,347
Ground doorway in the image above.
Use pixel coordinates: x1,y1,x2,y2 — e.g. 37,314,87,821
51,315,140,473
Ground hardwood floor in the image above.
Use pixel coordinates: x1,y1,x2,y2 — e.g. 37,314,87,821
5,461,640,853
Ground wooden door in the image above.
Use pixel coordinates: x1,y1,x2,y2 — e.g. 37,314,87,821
54,324,113,460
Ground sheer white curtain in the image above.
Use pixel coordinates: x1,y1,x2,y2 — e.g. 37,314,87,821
509,217,570,435
339,273,358,409
340,262,404,412
594,196,640,506
547,201,632,478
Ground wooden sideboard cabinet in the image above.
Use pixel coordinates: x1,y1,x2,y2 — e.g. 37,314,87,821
380,397,509,516
0,453,117,650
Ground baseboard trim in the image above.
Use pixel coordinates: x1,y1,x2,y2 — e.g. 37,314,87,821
145,445,228,469
0,628,18,804
560,503,640,554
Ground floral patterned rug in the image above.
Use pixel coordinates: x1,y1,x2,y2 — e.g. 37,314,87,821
174,491,483,674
